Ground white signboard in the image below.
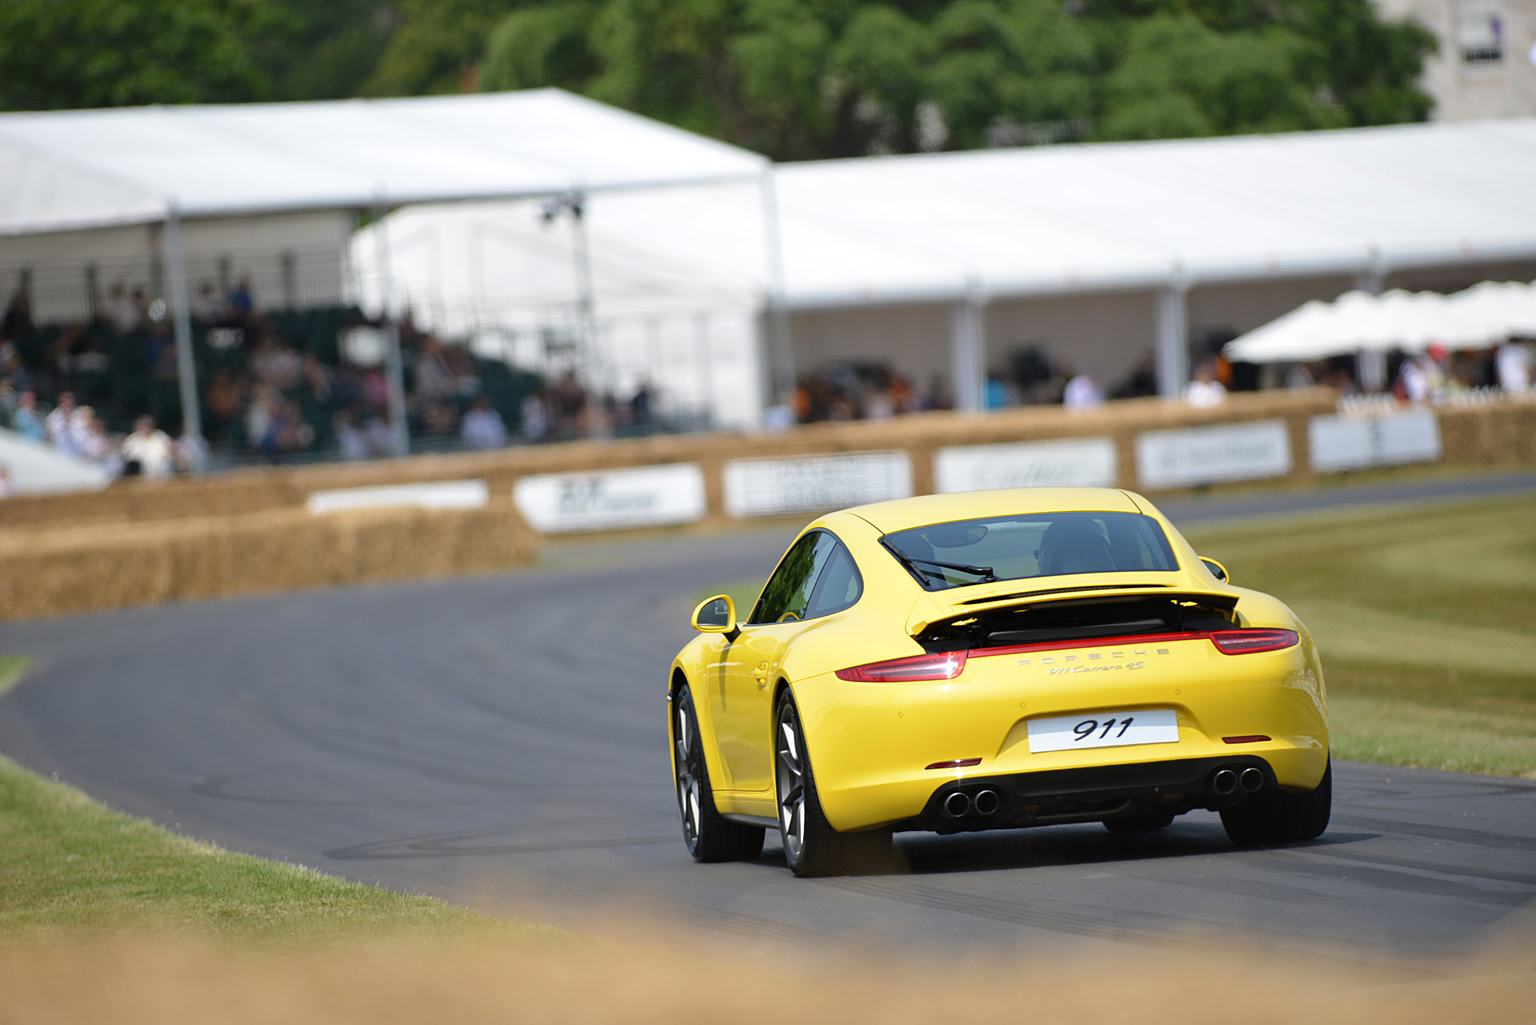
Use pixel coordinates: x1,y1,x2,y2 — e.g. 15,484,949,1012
1309,411,1440,473
724,451,912,518
513,463,705,533
935,437,1117,493
307,479,488,515
1135,420,1291,489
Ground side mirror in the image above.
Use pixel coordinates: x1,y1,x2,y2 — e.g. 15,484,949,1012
691,594,739,641
1200,557,1230,584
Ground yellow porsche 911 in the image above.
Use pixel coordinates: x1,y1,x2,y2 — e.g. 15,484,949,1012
669,487,1329,877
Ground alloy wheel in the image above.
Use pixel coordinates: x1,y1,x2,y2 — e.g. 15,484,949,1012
776,703,806,862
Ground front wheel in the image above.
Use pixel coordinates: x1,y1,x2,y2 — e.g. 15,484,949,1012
775,690,890,877
1220,759,1331,846
674,685,764,862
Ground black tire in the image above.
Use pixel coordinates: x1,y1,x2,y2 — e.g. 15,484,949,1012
673,685,765,863
1220,759,1332,846
774,690,891,878
1103,810,1176,834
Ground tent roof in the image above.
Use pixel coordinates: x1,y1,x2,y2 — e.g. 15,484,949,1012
0,89,767,237
579,117,1536,307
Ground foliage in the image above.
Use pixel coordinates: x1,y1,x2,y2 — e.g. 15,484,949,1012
0,0,265,110
0,0,1436,161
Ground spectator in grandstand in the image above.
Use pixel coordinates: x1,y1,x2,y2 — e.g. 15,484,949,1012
228,276,254,323
413,334,455,401
1399,343,1449,404
521,388,549,442
1,286,32,341
551,370,586,437
0,342,30,396
204,369,246,445
104,283,140,334
333,407,370,461
192,281,225,322
1497,339,1532,393
45,391,77,455
1063,368,1104,410
10,390,45,442
300,353,333,404
1111,351,1158,399
175,430,208,475
461,395,508,450
1183,362,1227,408
73,406,119,474
120,415,176,479
364,411,402,458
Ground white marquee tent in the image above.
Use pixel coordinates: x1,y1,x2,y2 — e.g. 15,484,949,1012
0,89,774,446
355,117,1536,413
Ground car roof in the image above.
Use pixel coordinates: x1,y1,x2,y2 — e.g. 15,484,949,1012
845,487,1145,534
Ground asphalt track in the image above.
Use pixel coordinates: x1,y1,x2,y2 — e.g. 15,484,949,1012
2,470,1535,962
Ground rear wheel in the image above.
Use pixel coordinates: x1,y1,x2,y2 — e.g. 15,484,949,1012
674,685,764,862
775,691,891,877
1220,759,1332,846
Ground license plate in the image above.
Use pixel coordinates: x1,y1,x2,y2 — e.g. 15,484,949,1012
1026,709,1179,753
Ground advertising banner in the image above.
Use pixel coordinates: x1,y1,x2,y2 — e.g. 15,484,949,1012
307,479,489,515
935,437,1118,493
1309,411,1440,473
724,451,913,518
513,463,706,533
1135,420,1291,489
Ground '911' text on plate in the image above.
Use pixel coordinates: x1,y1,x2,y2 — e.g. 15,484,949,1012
1027,709,1179,753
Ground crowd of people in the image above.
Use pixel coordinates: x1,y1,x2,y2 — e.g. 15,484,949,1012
4,272,1533,490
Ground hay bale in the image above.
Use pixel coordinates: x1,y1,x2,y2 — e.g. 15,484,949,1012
0,504,539,623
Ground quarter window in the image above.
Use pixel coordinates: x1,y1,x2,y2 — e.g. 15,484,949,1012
751,531,863,623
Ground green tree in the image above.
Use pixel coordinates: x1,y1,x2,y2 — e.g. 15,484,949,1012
481,1,598,94
0,0,264,110
362,0,509,95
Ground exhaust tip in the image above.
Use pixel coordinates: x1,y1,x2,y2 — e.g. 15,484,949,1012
972,789,1000,816
943,792,972,818
1239,767,1265,793
1212,768,1239,796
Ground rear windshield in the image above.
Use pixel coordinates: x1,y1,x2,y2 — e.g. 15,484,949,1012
882,512,1179,591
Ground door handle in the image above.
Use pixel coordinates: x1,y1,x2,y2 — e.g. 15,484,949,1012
752,661,770,689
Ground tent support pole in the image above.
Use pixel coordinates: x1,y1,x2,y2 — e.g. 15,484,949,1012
164,204,202,447
952,281,986,412
1156,282,1189,399
569,192,602,403
759,168,794,412
1356,254,1388,392
373,203,411,457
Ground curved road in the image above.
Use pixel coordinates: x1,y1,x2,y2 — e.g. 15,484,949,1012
2,471,1534,961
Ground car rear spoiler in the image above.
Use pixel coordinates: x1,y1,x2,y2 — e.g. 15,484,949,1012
904,582,1238,637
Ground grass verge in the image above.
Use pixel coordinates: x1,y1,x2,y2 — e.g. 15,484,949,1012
0,658,557,945
1184,491,1536,776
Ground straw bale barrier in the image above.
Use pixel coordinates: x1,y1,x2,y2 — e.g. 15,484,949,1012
0,504,536,622
3,387,1533,622
0,389,1339,534
1436,399,1536,466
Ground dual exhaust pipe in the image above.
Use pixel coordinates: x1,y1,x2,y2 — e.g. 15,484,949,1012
943,788,1000,819
1213,766,1265,796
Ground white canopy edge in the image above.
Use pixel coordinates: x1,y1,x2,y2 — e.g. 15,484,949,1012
0,89,769,237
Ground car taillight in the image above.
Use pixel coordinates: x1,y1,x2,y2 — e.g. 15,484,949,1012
836,651,968,682
1209,629,1298,655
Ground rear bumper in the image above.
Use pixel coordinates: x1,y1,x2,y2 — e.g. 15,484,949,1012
895,754,1278,834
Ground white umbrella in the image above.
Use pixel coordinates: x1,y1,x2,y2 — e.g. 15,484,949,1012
1224,280,1536,364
